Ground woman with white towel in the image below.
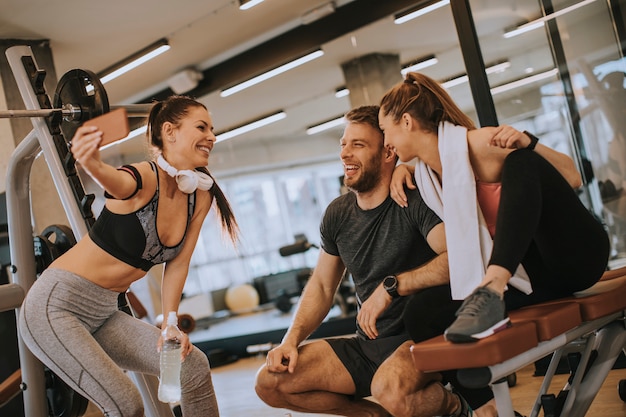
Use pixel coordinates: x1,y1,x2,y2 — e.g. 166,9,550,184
378,71,609,344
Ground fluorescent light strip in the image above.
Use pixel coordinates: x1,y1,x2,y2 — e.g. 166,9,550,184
335,88,350,98
401,56,439,75
100,125,147,150
99,42,170,84
306,116,345,135
503,0,598,38
216,111,286,142
486,61,511,74
220,50,324,97
441,61,510,89
394,0,450,25
490,68,558,95
239,0,264,10
442,75,468,89
503,21,545,38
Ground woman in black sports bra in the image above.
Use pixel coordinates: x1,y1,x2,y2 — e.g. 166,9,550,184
19,96,238,417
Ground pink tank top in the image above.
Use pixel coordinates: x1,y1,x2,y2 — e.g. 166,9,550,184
476,181,501,238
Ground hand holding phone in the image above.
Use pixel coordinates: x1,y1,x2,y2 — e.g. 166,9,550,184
83,108,130,148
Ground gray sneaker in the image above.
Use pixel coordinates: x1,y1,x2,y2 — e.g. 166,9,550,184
444,285,511,343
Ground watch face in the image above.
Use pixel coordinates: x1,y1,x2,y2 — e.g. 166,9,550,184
384,276,396,289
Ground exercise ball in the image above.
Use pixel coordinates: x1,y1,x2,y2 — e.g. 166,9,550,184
225,284,260,313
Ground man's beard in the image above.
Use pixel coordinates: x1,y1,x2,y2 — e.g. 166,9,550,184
344,153,383,193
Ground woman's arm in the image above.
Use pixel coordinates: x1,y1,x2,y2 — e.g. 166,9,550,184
491,126,582,188
71,125,145,198
159,192,212,357
160,192,212,317
389,163,416,207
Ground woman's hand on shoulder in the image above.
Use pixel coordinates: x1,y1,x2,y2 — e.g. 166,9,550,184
390,164,416,208
490,125,531,149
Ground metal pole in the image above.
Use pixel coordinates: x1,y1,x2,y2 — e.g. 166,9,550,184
0,104,152,119
6,129,48,417
0,109,59,118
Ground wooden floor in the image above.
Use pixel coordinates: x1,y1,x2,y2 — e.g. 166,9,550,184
211,355,626,417
82,354,626,416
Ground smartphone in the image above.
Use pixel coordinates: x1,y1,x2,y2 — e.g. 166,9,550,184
83,108,130,148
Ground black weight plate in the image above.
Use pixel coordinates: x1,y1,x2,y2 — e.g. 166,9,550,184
53,69,109,141
41,224,77,254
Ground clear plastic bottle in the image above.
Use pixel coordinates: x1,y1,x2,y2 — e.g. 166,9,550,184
158,311,183,403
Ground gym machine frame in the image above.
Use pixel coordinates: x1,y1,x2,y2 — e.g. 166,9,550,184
0,45,174,417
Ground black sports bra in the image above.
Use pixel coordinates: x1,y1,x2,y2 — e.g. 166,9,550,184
89,161,196,271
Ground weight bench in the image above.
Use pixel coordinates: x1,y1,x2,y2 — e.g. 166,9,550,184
410,266,626,417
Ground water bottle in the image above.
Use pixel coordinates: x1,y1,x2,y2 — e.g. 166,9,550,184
158,311,183,403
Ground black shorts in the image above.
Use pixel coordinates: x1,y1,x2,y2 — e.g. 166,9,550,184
325,333,410,398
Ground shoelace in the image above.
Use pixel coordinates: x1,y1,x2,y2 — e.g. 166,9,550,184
457,287,493,317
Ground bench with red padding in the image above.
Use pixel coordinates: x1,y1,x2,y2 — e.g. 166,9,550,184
409,266,626,417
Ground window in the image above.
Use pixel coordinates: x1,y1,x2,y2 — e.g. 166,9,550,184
184,162,343,296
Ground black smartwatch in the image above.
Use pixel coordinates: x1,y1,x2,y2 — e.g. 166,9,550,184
383,275,400,298
523,131,539,150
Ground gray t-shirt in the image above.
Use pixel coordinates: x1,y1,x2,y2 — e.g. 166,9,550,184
320,189,442,339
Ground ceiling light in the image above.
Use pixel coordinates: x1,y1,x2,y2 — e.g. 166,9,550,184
394,0,450,25
490,68,558,95
335,87,349,98
442,74,469,89
239,0,264,11
486,61,511,74
503,21,545,38
220,49,324,97
216,111,286,142
98,39,170,84
306,116,345,135
401,55,438,75
441,60,510,89
503,0,598,38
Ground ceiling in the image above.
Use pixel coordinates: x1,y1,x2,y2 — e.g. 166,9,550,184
0,0,594,176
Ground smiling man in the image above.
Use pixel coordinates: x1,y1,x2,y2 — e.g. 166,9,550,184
254,105,495,417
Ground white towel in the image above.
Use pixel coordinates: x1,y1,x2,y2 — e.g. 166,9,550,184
414,122,532,300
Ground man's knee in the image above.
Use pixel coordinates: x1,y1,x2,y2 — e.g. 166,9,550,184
371,359,443,417
254,364,284,406
371,379,407,416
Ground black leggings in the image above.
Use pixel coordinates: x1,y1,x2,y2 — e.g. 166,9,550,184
491,149,610,309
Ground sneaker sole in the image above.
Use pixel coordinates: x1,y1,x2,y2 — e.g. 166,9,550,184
444,317,512,343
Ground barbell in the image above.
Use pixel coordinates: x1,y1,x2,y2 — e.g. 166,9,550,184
0,68,153,140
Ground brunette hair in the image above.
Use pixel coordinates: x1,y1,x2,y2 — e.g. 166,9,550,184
345,105,385,145
379,72,476,133
344,105,382,134
147,95,239,242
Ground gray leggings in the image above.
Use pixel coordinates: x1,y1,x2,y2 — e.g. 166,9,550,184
18,269,219,417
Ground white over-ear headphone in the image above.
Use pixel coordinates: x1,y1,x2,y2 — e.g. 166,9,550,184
156,154,214,194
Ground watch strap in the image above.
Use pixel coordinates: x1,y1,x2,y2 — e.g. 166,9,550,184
523,131,539,150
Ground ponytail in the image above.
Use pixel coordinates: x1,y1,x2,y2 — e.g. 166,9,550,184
198,167,239,243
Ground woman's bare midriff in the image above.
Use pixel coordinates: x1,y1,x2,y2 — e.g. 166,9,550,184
49,235,150,292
